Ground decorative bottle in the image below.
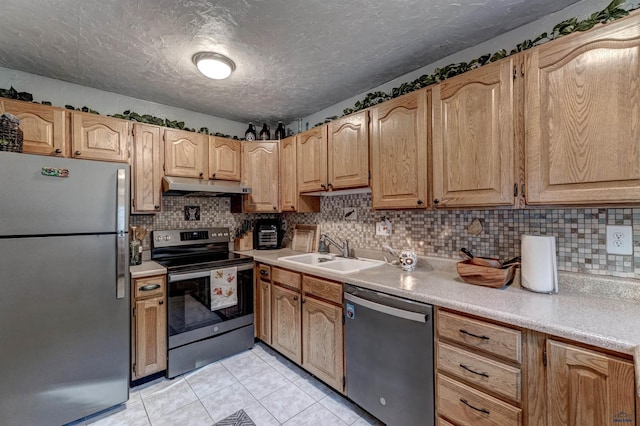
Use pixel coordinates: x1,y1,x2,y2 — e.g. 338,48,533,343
259,123,271,140
274,121,286,140
244,123,256,141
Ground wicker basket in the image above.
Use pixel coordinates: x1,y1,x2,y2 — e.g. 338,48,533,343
0,115,23,153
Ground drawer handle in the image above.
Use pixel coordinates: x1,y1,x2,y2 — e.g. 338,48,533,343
460,363,489,378
460,329,490,340
139,284,161,291
460,398,490,415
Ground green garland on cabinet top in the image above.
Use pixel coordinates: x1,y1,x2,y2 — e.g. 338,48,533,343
0,0,637,135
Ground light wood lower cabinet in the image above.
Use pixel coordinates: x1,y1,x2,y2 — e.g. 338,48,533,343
546,340,635,426
131,275,166,380
255,263,345,392
301,277,344,391
271,283,302,364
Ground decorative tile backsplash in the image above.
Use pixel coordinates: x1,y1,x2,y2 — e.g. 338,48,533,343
131,193,640,279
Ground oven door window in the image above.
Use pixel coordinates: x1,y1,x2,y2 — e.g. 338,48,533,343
168,268,253,337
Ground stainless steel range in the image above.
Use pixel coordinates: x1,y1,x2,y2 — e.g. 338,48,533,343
151,228,254,378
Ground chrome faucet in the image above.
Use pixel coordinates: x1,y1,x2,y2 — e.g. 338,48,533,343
318,234,350,258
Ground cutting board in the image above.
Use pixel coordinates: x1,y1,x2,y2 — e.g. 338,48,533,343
291,224,320,252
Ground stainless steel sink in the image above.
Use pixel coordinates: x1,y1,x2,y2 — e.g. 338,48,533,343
278,253,384,274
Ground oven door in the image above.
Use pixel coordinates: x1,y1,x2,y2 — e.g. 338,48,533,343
167,262,254,349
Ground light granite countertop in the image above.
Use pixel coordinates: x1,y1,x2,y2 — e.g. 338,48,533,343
130,260,166,278
240,248,640,356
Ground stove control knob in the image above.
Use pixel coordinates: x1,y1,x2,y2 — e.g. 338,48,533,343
164,236,170,241
155,236,163,242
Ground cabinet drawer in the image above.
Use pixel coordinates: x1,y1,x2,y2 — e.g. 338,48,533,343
272,267,301,290
436,374,521,426
258,264,271,281
437,342,521,401
438,311,521,363
133,275,166,299
302,275,342,304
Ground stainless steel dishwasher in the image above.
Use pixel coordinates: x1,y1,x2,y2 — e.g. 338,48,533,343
344,284,434,426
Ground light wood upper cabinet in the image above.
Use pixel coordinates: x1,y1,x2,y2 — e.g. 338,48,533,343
432,57,520,208
71,112,129,162
242,141,279,213
280,136,298,211
297,126,328,192
327,111,370,190
271,283,302,364
1,99,66,157
164,129,207,178
370,89,429,209
131,124,163,213
525,14,640,205
546,340,635,426
209,136,241,181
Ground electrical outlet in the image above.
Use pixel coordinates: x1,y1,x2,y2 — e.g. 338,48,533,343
606,225,633,255
343,207,357,221
376,221,392,236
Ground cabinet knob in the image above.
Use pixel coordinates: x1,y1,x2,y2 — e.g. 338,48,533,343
327,183,333,189
290,205,295,209
260,270,268,276
273,206,277,210
159,300,164,305
154,205,160,210
320,183,326,189
75,150,81,156
54,148,62,154
293,296,298,301
433,199,439,205
417,199,424,205
199,172,204,177
212,173,216,178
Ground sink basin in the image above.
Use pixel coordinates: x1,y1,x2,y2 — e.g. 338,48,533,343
278,253,384,274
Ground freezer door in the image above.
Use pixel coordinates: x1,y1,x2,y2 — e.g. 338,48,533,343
0,152,129,235
0,234,129,426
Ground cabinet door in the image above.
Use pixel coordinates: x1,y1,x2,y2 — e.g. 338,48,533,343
133,296,167,379
242,141,279,213
370,89,429,209
525,14,640,204
302,297,344,391
432,58,517,207
1,99,66,156
71,112,129,162
547,340,635,426
297,126,328,192
164,129,207,178
280,135,298,211
258,280,272,344
209,136,241,181
132,124,163,213
271,284,301,364
328,110,369,190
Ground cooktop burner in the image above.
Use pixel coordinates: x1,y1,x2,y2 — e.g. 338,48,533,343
151,228,253,272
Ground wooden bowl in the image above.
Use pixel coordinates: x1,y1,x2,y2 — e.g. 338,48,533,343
456,260,517,288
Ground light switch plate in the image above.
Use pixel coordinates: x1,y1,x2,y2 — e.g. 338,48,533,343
606,225,633,255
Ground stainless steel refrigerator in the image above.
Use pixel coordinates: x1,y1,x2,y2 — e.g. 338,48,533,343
0,152,130,425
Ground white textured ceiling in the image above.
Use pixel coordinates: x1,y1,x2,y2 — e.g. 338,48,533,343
0,0,583,124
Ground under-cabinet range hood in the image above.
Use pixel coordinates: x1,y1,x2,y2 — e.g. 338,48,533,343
162,176,251,196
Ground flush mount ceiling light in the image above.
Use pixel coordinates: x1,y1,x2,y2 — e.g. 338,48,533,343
192,52,236,80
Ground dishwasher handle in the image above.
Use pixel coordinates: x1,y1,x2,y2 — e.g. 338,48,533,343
344,292,427,323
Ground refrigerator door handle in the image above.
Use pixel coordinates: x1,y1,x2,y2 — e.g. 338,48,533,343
116,169,126,234
116,168,127,299
116,235,126,299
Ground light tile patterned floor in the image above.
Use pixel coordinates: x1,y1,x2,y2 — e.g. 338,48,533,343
72,343,383,426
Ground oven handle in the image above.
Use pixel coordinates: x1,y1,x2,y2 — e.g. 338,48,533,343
168,262,253,282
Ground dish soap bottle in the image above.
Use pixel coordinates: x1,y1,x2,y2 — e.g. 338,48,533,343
274,121,286,140
259,123,271,140
244,123,256,141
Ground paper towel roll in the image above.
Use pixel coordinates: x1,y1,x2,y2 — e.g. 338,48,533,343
521,235,558,294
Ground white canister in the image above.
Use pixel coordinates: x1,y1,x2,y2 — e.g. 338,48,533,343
520,235,558,294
